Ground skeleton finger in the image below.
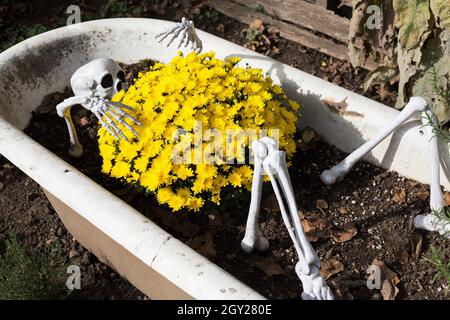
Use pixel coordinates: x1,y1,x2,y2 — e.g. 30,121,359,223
108,102,143,126
177,30,188,49
165,27,184,48
101,111,129,141
155,25,180,42
106,108,139,137
95,112,120,140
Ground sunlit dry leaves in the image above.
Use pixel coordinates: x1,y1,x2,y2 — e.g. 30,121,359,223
320,259,344,279
254,258,286,277
371,258,400,300
187,231,216,260
338,207,350,215
262,193,280,213
417,190,429,201
392,189,406,204
250,18,264,32
216,23,225,33
411,233,423,259
444,192,450,206
301,216,330,242
331,222,357,243
79,117,90,126
316,199,329,209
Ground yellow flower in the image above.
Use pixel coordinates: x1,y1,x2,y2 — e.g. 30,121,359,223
98,51,300,212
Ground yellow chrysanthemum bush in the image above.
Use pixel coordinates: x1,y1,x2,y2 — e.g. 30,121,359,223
98,52,300,212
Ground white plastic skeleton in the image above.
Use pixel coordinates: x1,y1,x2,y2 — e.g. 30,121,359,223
56,58,142,157
320,97,450,238
155,17,203,52
242,137,334,300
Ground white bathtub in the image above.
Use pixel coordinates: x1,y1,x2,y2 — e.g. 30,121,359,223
0,18,446,299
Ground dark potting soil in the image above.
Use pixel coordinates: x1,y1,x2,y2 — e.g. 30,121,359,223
18,58,448,300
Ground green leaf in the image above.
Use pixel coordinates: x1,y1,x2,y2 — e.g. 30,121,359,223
430,0,450,29
393,0,431,49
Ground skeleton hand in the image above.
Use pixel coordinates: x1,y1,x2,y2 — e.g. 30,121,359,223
296,262,334,300
56,58,142,157
156,17,203,52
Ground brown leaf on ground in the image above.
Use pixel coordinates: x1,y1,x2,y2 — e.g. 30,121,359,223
301,216,330,242
79,117,90,126
316,199,329,209
297,128,321,150
444,192,450,206
320,259,344,279
381,279,399,300
416,190,429,201
262,193,280,213
216,23,225,33
250,18,264,31
371,258,400,300
338,207,350,215
254,258,286,277
208,213,223,226
187,231,216,260
411,233,423,259
392,189,406,204
331,222,357,243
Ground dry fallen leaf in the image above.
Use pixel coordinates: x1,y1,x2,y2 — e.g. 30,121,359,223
417,190,429,201
331,222,357,243
301,128,318,144
79,117,90,126
392,189,406,204
411,233,423,259
444,192,450,206
338,207,349,215
262,193,280,213
316,199,329,209
381,279,399,300
187,231,216,260
301,216,330,242
250,18,264,31
320,259,344,279
216,23,225,33
254,258,286,277
371,258,400,300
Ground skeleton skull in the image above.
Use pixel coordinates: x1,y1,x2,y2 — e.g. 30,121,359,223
56,58,141,157
71,58,126,101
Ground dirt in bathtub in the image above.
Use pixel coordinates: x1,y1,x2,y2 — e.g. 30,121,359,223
19,59,448,300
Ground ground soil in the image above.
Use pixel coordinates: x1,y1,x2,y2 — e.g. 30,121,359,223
0,1,447,300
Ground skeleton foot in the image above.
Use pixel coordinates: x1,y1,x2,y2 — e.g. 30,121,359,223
415,214,450,238
155,17,203,52
241,229,269,254
296,262,334,300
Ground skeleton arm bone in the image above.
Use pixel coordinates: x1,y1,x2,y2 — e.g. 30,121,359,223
56,95,89,157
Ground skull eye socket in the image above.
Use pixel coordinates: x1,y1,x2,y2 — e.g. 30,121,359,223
117,70,126,82
100,74,113,88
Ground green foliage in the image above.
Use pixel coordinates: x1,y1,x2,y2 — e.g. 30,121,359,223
0,235,68,300
424,245,450,293
245,28,261,42
0,24,48,53
255,4,268,15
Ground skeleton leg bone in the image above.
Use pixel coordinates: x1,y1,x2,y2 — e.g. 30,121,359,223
243,137,333,300
414,110,450,238
321,97,428,185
